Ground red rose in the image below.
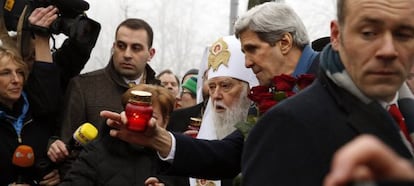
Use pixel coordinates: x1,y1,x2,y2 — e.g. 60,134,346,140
238,73,315,139
248,74,314,115
248,86,270,102
252,92,273,105
258,99,278,114
296,74,315,90
273,74,296,91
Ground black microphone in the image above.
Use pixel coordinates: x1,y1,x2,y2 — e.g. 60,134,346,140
34,157,56,183
12,145,35,184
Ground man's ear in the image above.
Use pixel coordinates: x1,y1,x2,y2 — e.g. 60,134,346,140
147,48,156,62
279,33,293,55
330,20,340,51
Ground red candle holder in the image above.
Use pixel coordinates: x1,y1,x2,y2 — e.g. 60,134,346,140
125,90,153,132
187,117,202,138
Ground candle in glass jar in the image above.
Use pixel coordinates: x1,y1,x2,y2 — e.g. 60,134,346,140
125,90,153,132
187,117,202,138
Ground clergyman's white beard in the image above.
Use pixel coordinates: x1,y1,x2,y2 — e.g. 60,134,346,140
212,91,251,139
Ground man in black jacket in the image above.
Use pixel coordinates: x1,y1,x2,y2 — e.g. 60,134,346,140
242,0,414,185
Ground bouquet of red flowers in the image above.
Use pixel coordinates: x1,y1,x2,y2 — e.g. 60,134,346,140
235,74,315,138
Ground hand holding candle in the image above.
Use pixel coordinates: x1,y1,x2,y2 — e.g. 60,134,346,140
125,90,153,132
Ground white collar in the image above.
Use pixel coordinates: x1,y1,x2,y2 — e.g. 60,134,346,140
123,73,143,85
378,92,399,110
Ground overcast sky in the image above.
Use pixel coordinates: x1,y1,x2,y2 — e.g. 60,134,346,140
77,0,336,79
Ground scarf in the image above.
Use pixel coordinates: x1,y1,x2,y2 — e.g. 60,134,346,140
292,44,318,77
320,44,414,150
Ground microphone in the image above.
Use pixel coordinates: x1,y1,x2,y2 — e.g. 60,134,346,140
12,145,34,167
12,145,35,184
68,122,98,150
35,158,55,183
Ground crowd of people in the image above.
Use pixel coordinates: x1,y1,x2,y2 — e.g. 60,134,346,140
1,0,414,185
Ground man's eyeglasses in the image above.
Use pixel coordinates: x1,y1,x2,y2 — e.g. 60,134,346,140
180,89,195,98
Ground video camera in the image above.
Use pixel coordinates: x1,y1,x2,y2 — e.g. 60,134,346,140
2,0,93,37
1,0,100,93
29,0,90,36
33,0,89,18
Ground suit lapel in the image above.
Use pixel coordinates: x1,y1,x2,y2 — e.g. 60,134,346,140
345,95,413,159
399,98,414,134
320,72,413,158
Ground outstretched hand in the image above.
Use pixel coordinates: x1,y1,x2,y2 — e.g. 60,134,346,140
101,110,157,144
100,110,172,157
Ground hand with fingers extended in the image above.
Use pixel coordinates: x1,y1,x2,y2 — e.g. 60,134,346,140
100,110,173,158
28,6,58,30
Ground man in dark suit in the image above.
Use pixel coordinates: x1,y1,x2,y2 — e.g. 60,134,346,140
101,1,320,182
242,0,414,185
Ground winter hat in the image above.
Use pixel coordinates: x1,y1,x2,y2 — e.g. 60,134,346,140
182,75,198,96
182,68,199,83
311,36,330,52
207,35,258,88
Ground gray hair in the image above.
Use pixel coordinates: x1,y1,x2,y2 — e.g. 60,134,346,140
234,2,309,49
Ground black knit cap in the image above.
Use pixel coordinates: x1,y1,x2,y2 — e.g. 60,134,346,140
181,68,199,83
183,68,199,77
311,36,330,52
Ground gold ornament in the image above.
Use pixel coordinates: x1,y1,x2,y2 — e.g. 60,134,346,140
208,38,230,71
196,179,216,186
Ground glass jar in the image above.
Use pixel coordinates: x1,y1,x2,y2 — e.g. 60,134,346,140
187,117,202,138
125,90,153,132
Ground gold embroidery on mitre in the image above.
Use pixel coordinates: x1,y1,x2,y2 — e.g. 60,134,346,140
196,179,216,186
208,38,230,72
